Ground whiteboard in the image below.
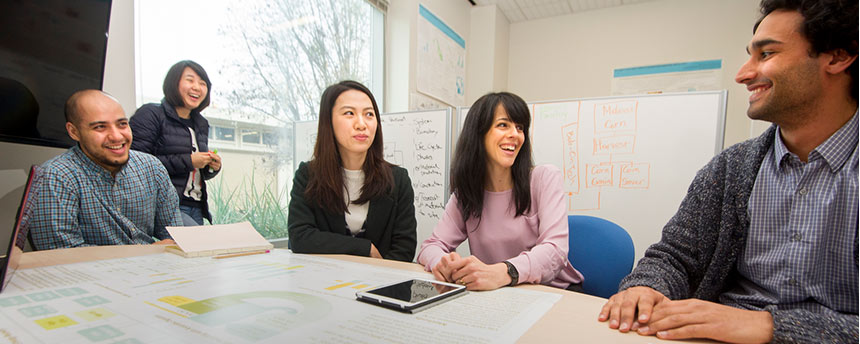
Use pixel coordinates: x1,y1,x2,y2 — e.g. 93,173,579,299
529,91,726,261
293,110,452,257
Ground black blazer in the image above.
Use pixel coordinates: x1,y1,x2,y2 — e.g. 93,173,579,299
287,162,417,262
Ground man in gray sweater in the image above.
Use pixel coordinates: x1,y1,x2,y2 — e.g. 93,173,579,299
598,0,858,343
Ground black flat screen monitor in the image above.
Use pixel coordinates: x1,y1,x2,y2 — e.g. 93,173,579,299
0,0,112,148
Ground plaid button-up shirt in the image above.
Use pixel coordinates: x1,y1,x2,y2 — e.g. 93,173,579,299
28,145,182,250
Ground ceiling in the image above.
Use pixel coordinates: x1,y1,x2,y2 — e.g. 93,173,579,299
471,0,654,23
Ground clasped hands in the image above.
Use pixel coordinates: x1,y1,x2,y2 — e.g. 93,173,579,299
598,286,774,343
191,151,221,171
430,252,511,291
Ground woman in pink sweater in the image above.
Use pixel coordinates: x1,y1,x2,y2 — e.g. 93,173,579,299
417,92,583,291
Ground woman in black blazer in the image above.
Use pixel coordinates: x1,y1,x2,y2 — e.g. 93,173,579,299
287,80,417,262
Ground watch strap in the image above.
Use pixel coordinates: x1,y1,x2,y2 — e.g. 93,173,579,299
503,261,518,287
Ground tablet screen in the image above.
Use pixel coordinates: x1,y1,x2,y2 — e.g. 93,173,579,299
365,279,459,304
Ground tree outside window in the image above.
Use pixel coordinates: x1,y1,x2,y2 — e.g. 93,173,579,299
137,0,384,239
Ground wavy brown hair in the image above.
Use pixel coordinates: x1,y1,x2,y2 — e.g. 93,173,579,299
305,80,393,213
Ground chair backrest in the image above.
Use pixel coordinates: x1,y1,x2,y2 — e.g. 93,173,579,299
2,165,40,291
568,215,634,298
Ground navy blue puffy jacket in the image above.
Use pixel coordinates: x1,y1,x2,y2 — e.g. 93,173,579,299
130,100,219,222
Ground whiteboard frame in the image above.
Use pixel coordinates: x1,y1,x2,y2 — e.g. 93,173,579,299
381,108,452,206
293,120,319,173
524,91,727,155
454,91,726,156
455,106,469,149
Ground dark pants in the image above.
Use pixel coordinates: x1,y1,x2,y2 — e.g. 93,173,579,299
566,282,585,293
180,205,204,226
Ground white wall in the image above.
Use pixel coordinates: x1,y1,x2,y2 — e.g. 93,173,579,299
384,0,411,113
0,143,66,240
466,5,510,105
102,0,136,115
386,1,762,148
492,8,510,94
506,0,760,148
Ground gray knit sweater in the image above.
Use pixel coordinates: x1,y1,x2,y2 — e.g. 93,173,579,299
620,126,858,343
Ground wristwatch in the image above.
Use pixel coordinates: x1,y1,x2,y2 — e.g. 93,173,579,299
503,261,519,287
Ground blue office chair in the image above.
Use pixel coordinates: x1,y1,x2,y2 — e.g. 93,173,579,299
568,215,634,298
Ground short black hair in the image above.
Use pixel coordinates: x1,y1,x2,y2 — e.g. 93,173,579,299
162,60,212,111
756,0,858,99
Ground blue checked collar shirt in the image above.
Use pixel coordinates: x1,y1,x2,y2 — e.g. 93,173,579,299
720,112,858,315
28,145,183,250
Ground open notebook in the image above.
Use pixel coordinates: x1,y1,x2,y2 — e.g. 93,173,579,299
1,166,39,293
165,221,273,258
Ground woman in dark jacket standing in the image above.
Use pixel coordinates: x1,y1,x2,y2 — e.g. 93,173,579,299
130,60,222,225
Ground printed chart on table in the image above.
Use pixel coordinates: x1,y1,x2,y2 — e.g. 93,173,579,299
0,250,560,344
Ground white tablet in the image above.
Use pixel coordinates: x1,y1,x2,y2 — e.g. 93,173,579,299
355,278,466,313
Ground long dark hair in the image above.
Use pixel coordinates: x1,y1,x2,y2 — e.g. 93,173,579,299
756,0,858,100
305,80,393,213
162,60,212,111
451,92,533,223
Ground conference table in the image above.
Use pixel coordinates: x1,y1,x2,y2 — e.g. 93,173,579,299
7,246,705,343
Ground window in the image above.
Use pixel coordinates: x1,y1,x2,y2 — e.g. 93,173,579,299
262,132,278,147
241,129,260,145
213,127,235,142
136,0,384,240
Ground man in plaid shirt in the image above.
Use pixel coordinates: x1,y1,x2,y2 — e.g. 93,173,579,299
28,90,182,250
